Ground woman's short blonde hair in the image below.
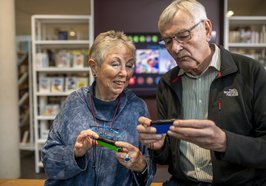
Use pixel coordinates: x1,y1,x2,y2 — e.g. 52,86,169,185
88,30,136,66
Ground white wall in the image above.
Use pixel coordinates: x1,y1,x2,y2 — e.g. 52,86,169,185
228,0,266,16
15,0,90,35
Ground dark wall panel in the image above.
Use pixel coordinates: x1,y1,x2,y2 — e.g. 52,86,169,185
95,0,172,34
94,0,224,44
94,0,224,120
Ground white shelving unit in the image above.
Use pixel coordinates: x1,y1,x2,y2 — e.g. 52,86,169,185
31,15,94,173
16,35,34,151
224,16,266,67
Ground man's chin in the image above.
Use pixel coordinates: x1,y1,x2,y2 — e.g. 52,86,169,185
179,64,194,72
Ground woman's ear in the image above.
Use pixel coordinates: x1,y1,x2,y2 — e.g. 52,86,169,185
88,59,97,77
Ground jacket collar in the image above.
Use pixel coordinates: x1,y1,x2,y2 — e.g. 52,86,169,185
85,82,137,120
218,45,238,76
161,45,238,92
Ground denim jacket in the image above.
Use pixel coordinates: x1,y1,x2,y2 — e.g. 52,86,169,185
42,84,156,186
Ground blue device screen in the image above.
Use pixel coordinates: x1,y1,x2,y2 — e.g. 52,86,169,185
150,119,175,134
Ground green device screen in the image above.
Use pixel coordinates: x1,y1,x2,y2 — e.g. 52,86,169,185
97,137,122,152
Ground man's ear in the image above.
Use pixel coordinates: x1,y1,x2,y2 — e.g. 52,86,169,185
204,19,213,42
88,59,97,76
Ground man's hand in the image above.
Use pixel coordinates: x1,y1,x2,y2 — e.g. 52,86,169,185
168,119,226,152
137,116,166,150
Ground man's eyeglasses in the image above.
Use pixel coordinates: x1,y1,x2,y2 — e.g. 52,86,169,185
159,20,204,47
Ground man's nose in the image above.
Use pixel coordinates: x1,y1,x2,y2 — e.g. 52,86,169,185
170,39,183,53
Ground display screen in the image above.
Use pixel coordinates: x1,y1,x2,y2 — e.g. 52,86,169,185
135,48,176,74
127,33,176,95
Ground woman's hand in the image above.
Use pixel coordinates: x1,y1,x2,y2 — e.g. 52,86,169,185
115,141,147,173
74,130,99,158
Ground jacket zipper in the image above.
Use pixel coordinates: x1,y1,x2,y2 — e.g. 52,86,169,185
218,98,222,111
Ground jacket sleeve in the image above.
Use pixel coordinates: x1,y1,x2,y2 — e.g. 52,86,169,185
134,100,157,186
217,130,266,168
215,61,266,168
41,121,88,179
149,81,172,165
41,94,89,180
133,144,157,186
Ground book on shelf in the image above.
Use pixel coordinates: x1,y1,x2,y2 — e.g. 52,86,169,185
51,77,64,92
55,50,71,68
35,52,49,68
229,24,266,44
41,130,49,141
39,77,50,93
65,76,77,93
40,123,50,140
76,77,88,90
41,104,60,116
72,52,84,68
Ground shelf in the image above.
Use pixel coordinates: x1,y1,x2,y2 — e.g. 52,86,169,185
34,41,91,49
35,67,91,72
17,36,34,152
228,43,266,48
36,92,70,96
32,14,91,23
35,40,90,44
36,115,56,120
228,16,266,25
225,16,266,65
32,14,94,173
19,142,35,151
37,139,47,144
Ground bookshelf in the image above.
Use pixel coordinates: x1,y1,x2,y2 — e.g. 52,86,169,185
16,35,34,151
224,16,266,67
31,15,94,173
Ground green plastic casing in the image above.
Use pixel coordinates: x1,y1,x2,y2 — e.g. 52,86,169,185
97,137,122,152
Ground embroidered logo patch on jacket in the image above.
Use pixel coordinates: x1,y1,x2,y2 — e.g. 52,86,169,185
224,88,239,97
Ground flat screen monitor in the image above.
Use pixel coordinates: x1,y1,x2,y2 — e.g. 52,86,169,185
127,33,176,96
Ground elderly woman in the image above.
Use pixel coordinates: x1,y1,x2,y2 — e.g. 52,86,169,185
42,30,155,186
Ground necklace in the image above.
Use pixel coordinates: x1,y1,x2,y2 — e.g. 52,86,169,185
89,92,121,129
89,90,122,186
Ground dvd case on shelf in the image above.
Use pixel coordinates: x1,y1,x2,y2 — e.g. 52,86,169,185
55,50,71,68
39,77,50,93
41,104,60,116
76,77,88,90
35,52,49,68
51,77,64,92
65,76,77,92
72,52,84,68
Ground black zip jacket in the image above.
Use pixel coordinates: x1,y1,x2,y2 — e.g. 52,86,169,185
153,45,266,185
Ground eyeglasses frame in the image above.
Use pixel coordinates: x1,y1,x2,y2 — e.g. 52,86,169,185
159,20,204,47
